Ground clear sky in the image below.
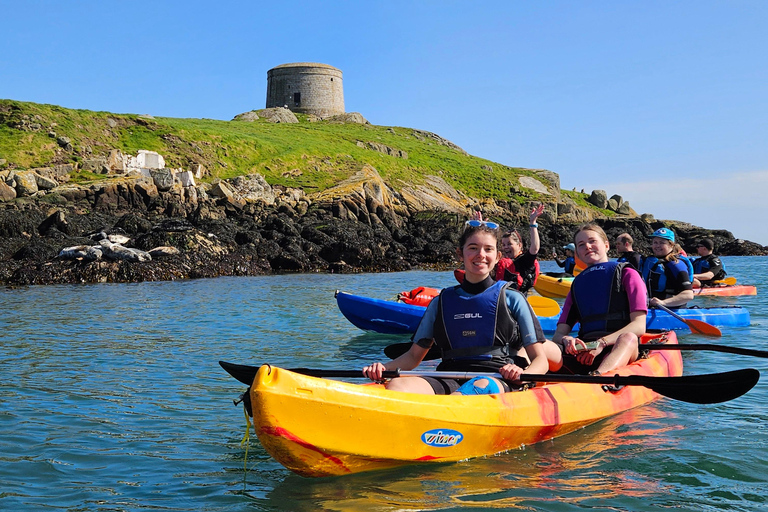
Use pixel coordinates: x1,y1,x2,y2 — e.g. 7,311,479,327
2,1,766,245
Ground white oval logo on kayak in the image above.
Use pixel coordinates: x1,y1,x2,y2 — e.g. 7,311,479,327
422,429,463,447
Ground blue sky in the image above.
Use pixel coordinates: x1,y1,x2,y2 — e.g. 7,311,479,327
2,1,766,244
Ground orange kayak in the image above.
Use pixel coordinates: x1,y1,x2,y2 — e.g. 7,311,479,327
246,332,683,477
693,285,757,297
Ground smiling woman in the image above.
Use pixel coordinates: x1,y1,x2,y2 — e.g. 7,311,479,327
548,223,648,376
362,220,557,395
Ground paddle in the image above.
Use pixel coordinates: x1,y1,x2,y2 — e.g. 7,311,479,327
218,361,759,405
654,303,722,337
527,295,561,317
694,276,737,289
385,340,768,362
642,343,768,358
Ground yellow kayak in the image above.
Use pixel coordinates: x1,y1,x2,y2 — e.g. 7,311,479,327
533,274,573,298
246,332,683,477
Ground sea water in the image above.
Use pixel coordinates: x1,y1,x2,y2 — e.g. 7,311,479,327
1,256,766,511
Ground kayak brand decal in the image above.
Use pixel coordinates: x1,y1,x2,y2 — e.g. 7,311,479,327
421,429,463,447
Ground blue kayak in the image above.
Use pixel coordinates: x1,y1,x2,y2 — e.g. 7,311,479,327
335,290,561,335
335,291,750,335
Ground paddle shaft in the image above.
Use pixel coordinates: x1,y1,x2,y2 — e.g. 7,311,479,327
643,343,768,358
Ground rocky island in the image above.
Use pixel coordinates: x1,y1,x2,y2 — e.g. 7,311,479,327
0,99,764,286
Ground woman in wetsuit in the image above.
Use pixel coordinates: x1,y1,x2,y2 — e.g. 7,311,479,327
362,219,552,395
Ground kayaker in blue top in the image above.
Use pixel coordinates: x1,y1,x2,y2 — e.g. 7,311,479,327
552,243,576,275
641,228,694,308
692,238,726,287
614,232,642,271
362,219,554,395
545,223,646,375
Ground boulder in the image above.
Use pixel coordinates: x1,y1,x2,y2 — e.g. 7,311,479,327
15,172,39,197
232,111,260,122
229,174,276,204
150,168,175,192
326,112,369,124
35,173,58,191
587,189,608,209
616,201,633,215
254,107,298,124
0,181,16,202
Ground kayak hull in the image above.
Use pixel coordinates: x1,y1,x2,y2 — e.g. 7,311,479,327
249,332,683,477
647,306,750,329
693,285,757,297
336,290,561,334
336,291,749,334
533,274,573,299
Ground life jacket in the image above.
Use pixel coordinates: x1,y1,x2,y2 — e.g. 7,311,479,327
494,258,540,292
692,254,727,281
433,280,520,367
398,286,440,307
642,256,693,298
570,261,630,338
563,257,576,275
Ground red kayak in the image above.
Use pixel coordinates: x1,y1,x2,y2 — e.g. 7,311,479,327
693,285,757,297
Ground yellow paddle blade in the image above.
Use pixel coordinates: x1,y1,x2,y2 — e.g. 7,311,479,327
527,295,561,317
714,277,737,286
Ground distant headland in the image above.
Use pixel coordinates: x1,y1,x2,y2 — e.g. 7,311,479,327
0,73,765,285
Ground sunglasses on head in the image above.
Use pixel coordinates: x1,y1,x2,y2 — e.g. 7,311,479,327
465,219,500,230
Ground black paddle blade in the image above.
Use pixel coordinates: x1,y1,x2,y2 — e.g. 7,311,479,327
384,342,442,361
635,368,760,404
220,361,259,385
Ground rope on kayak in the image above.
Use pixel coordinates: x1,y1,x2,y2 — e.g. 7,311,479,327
241,407,252,472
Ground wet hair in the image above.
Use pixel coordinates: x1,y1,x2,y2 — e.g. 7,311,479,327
459,224,501,251
616,232,634,245
573,223,608,244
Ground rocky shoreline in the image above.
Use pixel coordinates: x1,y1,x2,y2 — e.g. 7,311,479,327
0,167,765,287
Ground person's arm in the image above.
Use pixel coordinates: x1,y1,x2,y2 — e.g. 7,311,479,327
362,343,429,381
649,262,693,308
527,204,544,256
650,289,694,308
693,270,715,281
553,251,565,267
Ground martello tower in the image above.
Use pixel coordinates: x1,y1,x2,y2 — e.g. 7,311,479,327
266,62,345,117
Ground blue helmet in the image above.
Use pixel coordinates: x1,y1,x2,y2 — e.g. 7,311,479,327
649,227,675,242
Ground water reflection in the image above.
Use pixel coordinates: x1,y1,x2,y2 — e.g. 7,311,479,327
250,406,679,511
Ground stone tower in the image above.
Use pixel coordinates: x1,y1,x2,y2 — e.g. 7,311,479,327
266,62,345,117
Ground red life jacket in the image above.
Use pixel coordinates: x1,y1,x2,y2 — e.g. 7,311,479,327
397,286,440,307
454,259,541,293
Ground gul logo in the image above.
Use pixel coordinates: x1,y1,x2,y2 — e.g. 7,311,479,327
453,313,482,320
421,429,464,447
462,330,476,337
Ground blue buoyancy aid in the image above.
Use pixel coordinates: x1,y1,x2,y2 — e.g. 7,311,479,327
433,280,520,364
642,256,693,298
692,254,727,280
563,256,576,274
570,261,630,338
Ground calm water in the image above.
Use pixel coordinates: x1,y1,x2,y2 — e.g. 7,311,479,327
1,257,766,511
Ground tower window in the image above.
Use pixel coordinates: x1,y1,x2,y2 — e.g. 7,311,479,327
294,92,301,106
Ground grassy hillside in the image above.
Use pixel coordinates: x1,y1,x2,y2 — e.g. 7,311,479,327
0,99,594,209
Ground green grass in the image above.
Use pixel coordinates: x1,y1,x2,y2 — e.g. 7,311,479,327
0,99,587,207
